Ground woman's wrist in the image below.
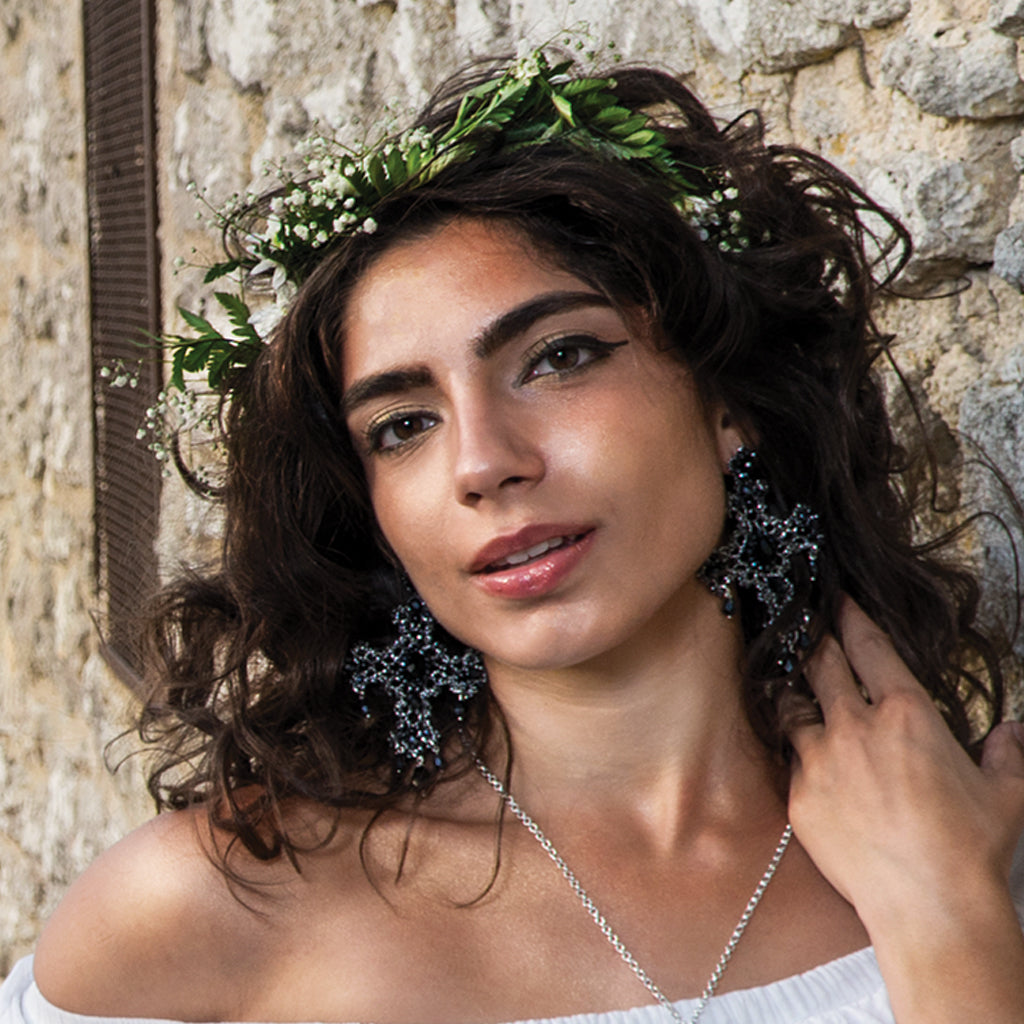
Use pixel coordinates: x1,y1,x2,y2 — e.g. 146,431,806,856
867,879,1024,1024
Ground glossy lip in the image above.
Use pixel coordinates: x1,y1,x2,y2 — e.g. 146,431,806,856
469,527,596,600
468,523,594,574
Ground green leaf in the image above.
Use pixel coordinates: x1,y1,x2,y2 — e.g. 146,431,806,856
561,77,607,97
214,292,261,347
404,145,425,177
207,346,239,390
385,146,407,187
621,129,659,147
178,307,222,340
182,340,214,373
550,93,574,124
461,79,500,105
481,81,530,121
170,347,187,391
536,120,565,142
589,104,632,126
606,114,650,139
364,153,389,195
203,259,242,283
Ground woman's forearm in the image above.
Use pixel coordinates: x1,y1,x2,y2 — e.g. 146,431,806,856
868,875,1024,1023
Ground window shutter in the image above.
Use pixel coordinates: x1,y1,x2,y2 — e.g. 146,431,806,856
83,0,161,683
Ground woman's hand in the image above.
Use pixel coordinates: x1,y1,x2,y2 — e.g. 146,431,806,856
784,596,1024,1024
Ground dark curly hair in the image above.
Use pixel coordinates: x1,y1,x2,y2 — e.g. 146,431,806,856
139,61,1012,866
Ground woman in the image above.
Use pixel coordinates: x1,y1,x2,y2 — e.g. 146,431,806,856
5,46,1024,1024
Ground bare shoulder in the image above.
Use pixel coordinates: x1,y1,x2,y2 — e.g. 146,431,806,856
31,790,495,1024
33,806,283,1020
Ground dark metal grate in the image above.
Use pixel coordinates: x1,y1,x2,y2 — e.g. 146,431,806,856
83,0,161,684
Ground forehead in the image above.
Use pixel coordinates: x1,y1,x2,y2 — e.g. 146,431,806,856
341,218,592,378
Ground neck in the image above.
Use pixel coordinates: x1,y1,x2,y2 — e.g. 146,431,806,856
480,595,783,851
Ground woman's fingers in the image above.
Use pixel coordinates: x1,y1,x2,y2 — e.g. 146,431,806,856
981,722,1024,780
831,595,924,704
793,596,928,737
785,597,1024,909
980,724,1024,851
799,632,861,719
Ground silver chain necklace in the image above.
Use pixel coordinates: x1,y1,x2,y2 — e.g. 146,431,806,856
476,759,793,1024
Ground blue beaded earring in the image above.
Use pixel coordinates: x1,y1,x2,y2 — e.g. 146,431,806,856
345,596,486,772
699,446,823,675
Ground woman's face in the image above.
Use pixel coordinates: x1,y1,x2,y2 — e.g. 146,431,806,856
342,218,741,671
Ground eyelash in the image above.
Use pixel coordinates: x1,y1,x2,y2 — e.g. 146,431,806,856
364,409,440,454
363,335,627,454
517,335,627,385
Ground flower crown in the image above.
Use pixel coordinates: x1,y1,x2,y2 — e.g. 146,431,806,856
162,45,752,398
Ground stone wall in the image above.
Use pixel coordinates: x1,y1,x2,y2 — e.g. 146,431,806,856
0,2,152,975
3,0,1024,975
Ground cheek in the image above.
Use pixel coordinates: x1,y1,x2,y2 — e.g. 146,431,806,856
366,463,451,576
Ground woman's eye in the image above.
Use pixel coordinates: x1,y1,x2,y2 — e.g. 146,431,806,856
369,413,438,453
522,337,625,383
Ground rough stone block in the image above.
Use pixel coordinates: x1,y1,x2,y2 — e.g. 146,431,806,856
1010,133,1024,172
960,345,1024,650
990,0,1024,37
881,24,1024,118
817,0,910,29
993,221,1024,289
687,0,858,74
866,152,1011,276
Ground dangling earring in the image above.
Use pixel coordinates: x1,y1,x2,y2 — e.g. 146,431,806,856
699,446,823,673
345,595,486,773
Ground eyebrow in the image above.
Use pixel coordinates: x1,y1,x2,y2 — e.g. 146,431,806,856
472,289,611,360
342,290,612,417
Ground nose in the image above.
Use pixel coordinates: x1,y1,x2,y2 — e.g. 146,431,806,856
452,400,545,506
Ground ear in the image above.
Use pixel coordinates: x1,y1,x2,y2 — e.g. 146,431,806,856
710,403,748,471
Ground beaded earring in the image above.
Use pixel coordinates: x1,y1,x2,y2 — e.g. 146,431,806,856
699,446,823,674
345,596,486,772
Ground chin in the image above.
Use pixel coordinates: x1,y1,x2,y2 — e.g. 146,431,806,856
467,618,638,675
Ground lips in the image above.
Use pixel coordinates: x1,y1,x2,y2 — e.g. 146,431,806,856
469,524,593,575
469,526,596,600
482,534,584,571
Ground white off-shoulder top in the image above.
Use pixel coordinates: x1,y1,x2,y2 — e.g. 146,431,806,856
1,949,892,1024
4,837,1022,1024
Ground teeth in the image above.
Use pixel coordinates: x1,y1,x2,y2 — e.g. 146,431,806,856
493,536,568,569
